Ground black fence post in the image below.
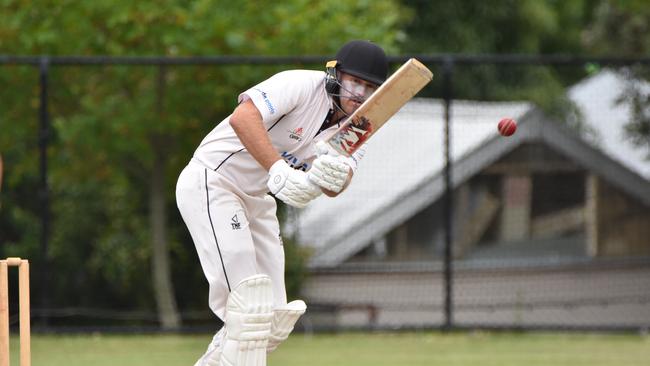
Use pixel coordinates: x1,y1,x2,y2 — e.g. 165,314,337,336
442,57,454,332
38,56,51,327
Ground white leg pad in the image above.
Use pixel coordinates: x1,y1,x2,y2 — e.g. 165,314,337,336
220,275,274,366
267,300,307,353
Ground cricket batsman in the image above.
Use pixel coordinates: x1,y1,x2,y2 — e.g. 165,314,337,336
176,40,388,366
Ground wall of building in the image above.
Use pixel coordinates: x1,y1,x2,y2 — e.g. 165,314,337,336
302,261,650,329
592,176,650,256
347,143,650,263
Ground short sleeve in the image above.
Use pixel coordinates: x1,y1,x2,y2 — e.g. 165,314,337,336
238,71,311,126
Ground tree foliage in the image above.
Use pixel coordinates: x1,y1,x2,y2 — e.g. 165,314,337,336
583,0,650,159
0,0,407,326
398,0,609,138
1,0,648,328
401,0,594,55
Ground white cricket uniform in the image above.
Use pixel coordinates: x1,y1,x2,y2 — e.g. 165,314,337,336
176,69,364,320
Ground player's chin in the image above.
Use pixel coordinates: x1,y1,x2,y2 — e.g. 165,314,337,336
347,101,362,113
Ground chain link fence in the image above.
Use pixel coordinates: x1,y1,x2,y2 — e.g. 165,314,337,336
1,55,649,332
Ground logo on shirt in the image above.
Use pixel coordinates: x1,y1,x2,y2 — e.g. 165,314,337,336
231,214,241,230
288,127,304,141
281,151,310,172
254,88,276,115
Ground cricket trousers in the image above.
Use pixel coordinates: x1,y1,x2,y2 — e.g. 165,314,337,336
176,159,287,320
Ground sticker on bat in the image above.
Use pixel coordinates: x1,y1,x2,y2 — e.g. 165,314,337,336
329,116,374,155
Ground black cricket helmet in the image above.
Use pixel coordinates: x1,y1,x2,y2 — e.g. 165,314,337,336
326,40,388,93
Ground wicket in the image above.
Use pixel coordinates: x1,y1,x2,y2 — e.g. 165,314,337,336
0,258,30,366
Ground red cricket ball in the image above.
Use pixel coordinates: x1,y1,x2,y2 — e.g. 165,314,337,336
498,118,517,137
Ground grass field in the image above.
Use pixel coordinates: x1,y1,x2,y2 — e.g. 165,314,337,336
8,331,650,366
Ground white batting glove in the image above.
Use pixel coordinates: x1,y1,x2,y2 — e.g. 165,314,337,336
307,141,352,193
267,160,322,208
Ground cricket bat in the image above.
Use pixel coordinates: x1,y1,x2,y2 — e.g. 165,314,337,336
327,58,433,156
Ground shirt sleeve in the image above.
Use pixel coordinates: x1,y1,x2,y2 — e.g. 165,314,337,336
238,70,311,127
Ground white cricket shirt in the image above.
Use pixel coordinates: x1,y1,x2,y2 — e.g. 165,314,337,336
192,70,363,196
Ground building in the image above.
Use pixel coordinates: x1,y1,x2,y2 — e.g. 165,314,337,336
293,70,650,330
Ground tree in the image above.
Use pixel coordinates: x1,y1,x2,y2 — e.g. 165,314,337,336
398,0,599,136
0,153,3,209
0,0,407,328
584,0,650,159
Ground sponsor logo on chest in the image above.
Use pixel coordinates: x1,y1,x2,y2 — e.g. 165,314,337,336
288,127,304,141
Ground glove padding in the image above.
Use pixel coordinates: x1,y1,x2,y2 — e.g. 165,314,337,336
307,141,352,193
267,160,322,208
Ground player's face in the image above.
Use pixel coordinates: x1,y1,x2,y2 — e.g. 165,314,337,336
338,72,379,114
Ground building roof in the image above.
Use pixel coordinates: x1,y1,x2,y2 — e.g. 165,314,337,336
568,70,650,179
294,70,650,268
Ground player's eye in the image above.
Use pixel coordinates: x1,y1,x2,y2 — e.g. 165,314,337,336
342,79,377,98
355,78,378,93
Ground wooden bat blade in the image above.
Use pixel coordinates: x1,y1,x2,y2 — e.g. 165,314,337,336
327,58,433,156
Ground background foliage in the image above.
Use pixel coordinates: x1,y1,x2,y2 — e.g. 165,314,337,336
0,0,647,328
0,0,407,327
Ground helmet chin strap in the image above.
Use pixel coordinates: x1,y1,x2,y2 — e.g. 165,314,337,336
326,78,349,122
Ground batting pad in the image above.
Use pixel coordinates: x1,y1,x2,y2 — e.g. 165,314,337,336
220,275,274,366
193,328,225,366
267,300,307,352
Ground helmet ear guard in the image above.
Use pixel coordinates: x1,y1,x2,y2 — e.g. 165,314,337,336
325,60,339,94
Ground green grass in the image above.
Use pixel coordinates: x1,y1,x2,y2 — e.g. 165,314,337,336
7,331,650,366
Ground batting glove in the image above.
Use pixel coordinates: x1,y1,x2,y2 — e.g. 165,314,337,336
307,141,352,193
267,160,322,208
